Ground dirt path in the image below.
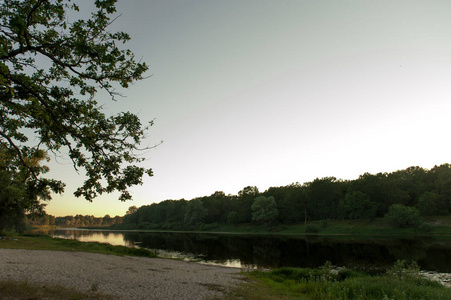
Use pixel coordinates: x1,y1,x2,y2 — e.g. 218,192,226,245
0,249,244,299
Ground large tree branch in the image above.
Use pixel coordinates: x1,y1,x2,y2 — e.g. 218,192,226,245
0,42,62,61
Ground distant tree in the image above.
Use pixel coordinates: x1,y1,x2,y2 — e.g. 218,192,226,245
351,172,410,216
226,211,239,225
238,186,260,197
251,196,279,226
384,204,423,228
121,205,140,224
235,186,260,223
389,166,429,206
126,206,138,216
184,199,207,226
416,192,440,216
339,191,378,220
429,164,451,214
306,177,342,220
102,214,112,226
262,184,306,224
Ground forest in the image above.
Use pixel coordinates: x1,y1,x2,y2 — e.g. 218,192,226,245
27,214,123,228
30,164,451,230
119,164,451,230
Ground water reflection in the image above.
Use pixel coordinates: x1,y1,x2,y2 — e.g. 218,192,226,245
50,229,134,247
44,229,451,272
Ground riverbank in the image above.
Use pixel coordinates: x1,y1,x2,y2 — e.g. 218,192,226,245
106,216,451,237
1,236,450,299
243,265,451,300
0,248,244,299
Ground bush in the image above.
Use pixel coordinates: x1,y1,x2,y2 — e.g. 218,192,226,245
384,204,423,228
305,224,319,233
271,267,334,282
386,260,420,279
336,269,368,281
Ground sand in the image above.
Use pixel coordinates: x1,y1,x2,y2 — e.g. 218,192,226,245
0,249,244,299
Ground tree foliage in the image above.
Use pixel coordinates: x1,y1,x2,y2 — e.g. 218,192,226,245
118,164,451,231
339,191,377,220
0,0,152,207
251,196,279,226
0,146,63,232
384,204,423,228
27,213,122,227
184,199,207,226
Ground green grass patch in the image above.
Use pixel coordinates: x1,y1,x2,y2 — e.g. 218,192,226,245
0,234,157,258
230,264,451,300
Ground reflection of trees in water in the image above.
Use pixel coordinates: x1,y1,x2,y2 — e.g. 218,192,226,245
421,246,451,272
387,239,428,262
51,230,129,246
252,238,281,268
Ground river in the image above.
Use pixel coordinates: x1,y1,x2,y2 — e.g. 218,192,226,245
40,228,451,272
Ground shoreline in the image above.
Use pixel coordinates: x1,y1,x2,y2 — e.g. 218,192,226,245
0,248,244,299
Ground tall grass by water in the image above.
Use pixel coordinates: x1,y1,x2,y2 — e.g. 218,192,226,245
235,261,450,300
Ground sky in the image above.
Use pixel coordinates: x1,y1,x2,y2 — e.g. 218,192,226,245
45,0,451,217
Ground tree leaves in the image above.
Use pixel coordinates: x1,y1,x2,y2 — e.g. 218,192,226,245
0,0,153,203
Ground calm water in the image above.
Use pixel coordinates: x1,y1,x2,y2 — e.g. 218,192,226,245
44,229,451,272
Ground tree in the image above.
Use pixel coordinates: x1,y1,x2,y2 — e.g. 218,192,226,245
0,146,63,232
384,204,423,228
184,199,207,226
235,186,259,223
429,164,451,214
0,0,153,210
226,211,239,225
415,192,437,216
102,214,112,226
126,206,138,216
251,196,279,226
306,177,343,220
339,191,378,220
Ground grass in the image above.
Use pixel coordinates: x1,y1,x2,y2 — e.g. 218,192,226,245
0,279,118,299
225,263,451,300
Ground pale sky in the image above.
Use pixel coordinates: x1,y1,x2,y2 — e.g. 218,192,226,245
46,0,451,217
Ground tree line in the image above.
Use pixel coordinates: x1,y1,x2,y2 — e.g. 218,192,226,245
120,164,451,230
27,214,123,228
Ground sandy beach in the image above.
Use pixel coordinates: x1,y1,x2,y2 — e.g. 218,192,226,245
0,249,244,299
